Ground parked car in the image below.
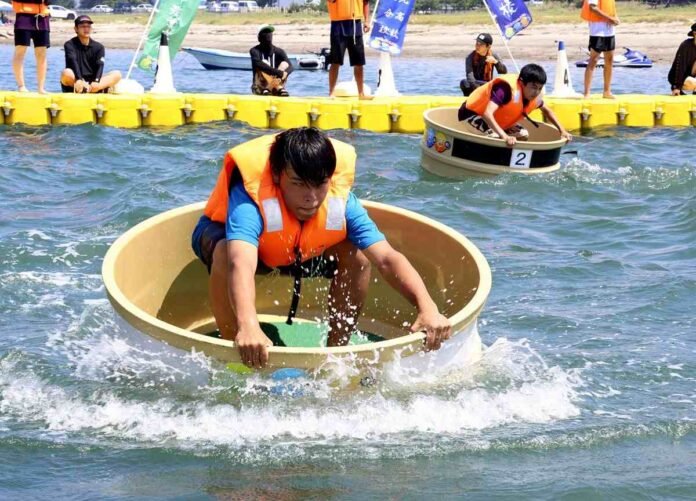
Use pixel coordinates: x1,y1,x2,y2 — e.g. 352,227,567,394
132,3,153,12
47,4,77,19
220,1,239,12
206,1,222,12
91,4,114,13
198,0,207,9
238,0,258,12
113,2,133,13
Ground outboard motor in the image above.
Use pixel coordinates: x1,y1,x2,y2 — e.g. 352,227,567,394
320,47,331,71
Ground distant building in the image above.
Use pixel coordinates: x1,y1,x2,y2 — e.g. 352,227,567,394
276,0,319,9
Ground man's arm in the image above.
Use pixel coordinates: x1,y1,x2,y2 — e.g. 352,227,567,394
275,47,293,75
64,41,83,81
465,52,477,85
493,52,507,74
93,44,105,83
362,241,451,351
588,2,619,24
362,0,370,32
227,240,272,369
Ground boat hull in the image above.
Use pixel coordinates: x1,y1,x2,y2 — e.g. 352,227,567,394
183,47,325,71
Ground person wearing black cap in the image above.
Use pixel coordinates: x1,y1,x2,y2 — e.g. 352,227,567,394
250,24,293,96
60,15,121,94
460,33,507,97
667,22,696,96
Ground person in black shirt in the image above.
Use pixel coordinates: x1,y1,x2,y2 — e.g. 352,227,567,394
460,33,507,97
250,24,293,96
60,15,121,94
668,22,696,96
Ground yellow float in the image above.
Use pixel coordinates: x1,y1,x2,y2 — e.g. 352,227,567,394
102,200,491,373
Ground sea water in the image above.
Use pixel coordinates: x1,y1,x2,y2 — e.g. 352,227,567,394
0,45,695,499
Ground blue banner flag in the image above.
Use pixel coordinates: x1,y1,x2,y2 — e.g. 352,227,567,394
368,0,415,55
484,0,533,40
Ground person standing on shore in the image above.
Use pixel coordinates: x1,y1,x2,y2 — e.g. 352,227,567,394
581,0,620,99
667,22,696,96
327,0,371,99
460,33,507,97
12,0,50,93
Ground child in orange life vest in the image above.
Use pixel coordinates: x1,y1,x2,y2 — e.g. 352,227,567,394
458,63,572,147
192,127,452,370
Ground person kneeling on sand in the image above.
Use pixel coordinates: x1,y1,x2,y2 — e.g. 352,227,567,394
668,22,696,96
192,127,451,369
60,16,121,94
458,64,572,147
250,24,293,97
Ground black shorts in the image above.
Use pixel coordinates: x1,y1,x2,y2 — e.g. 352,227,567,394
191,217,338,278
588,35,615,54
14,29,50,48
328,34,366,67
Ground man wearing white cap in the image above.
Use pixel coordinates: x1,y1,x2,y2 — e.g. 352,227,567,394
250,24,293,96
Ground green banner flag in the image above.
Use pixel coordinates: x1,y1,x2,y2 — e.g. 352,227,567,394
137,0,199,73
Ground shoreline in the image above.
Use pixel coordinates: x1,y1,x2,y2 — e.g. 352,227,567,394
0,21,687,63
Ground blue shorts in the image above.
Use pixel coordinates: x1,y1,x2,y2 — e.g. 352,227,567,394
191,215,338,278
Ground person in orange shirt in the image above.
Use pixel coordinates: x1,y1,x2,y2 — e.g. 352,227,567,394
12,0,50,93
192,127,452,369
581,0,620,99
326,0,371,98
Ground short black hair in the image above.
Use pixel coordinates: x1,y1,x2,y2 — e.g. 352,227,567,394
519,63,547,86
269,127,336,186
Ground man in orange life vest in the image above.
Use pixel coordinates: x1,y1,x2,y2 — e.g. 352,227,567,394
192,127,451,369
458,63,572,147
581,0,620,99
11,0,50,93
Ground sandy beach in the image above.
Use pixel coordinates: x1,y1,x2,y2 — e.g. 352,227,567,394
0,20,688,64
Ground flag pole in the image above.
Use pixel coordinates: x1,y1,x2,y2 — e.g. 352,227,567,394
125,0,163,80
481,0,520,73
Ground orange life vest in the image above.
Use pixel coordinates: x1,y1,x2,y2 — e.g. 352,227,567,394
580,0,616,22
327,0,364,22
203,134,356,268
464,74,541,130
12,0,48,15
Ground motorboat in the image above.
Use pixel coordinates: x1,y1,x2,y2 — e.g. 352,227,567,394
421,107,566,178
102,200,491,373
575,47,653,68
182,47,327,71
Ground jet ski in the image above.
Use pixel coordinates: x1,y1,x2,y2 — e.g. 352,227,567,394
575,47,653,68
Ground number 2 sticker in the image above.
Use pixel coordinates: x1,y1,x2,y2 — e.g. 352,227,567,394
510,149,532,169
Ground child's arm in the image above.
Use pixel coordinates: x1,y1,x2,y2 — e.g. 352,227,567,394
540,103,572,142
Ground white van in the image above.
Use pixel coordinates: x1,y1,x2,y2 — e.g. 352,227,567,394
220,1,239,12
238,0,259,12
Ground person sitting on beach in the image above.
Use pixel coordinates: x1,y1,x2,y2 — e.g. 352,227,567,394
458,63,572,147
12,0,49,93
327,0,371,99
250,24,293,97
668,22,696,96
192,127,451,369
581,0,620,99
460,33,508,97
60,16,121,94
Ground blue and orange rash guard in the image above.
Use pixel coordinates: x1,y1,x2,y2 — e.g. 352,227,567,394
226,179,385,252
